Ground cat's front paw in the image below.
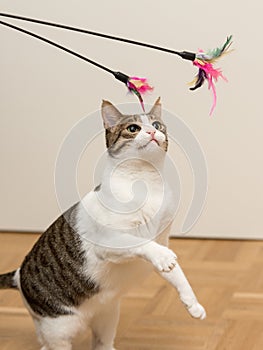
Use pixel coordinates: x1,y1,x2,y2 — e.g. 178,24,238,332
151,246,177,272
187,302,206,320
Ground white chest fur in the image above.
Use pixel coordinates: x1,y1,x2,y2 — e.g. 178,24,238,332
80,158,173,237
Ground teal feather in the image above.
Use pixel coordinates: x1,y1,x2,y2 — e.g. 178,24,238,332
196,35,233,61
208,35,233,59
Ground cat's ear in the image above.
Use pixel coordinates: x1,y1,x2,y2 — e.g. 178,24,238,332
149,97,162,119
101,100,123,128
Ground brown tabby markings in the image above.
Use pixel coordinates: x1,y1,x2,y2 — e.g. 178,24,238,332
0,271,16,289
20,204,99,318
105,114,168,156
0,101,168,320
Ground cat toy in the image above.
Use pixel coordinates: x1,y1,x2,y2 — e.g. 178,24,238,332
190,36,233,115
0,13,233,114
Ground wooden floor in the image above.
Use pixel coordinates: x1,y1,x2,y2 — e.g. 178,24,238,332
1,233,263,349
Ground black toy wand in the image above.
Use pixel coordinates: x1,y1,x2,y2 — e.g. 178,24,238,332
0,13,233,114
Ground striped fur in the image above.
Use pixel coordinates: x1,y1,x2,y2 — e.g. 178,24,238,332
0,99,206,349
19,204,99,317
0,270,17,289
106,115,168,156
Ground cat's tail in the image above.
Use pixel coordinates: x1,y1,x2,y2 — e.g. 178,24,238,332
0,270,18,289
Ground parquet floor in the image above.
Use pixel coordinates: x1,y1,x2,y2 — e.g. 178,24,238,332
1,233,263,349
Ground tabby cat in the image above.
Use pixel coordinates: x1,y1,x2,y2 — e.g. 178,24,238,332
0,98,206,350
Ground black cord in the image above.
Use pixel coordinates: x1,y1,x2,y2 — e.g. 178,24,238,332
0,20,133,91
0,12,196,61
0,14,198,109
0,20,114,75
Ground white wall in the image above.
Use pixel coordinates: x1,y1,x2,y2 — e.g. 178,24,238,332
0,1,262,238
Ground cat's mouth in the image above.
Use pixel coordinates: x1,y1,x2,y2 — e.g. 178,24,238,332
137,138,160,150
150,139,159,145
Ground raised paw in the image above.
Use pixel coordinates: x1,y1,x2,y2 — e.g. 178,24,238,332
187,302,206,320
151,246,177,272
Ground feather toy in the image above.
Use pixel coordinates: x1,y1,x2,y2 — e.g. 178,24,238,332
127,77,153,111
0,13,233,115
189,36,233,115
113,72,153,111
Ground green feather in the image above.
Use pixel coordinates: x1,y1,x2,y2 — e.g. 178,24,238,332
207,35,233,59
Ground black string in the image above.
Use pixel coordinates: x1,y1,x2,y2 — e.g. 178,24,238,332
0,12,196,61
0,20,115,75
0,20,135,93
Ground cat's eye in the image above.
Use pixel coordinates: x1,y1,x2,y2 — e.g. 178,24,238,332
127,124,141,133
152,121,162,130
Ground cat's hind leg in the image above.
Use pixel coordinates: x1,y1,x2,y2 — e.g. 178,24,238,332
90,299,120,350
33,319,46,350
34,313,83,350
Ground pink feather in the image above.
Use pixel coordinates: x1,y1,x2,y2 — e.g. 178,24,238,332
126,76,153,111
128,77,153,94
193,59,227,115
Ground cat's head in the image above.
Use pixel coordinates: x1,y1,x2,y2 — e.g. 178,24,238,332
101,98,168,160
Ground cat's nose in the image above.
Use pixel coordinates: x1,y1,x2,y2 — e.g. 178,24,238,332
146,130,156,138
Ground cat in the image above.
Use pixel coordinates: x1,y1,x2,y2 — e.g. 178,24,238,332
0,98,206,350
